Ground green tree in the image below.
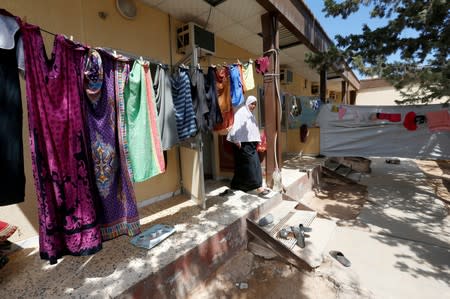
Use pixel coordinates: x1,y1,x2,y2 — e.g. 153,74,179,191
306,0,449,104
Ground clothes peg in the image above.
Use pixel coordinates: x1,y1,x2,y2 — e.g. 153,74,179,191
113,50,117,57
70,35,73,41
237,58,242,65
248,58,253,64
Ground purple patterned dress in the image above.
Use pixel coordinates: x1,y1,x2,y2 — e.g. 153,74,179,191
21,24,102,264
84,49,140,240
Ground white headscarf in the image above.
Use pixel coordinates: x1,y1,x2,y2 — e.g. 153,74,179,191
227,95,261,143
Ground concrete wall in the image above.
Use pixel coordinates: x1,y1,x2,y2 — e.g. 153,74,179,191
357,86,404,106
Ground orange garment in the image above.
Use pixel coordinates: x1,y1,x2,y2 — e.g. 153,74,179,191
214,66,234,133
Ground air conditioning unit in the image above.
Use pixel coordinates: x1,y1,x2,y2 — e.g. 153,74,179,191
280,69,293,85
177,22,215,56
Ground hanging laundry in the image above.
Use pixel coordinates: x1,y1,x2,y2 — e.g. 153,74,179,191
214,66,234,134
238,63,247,92
124,60,164,182
190,68,210,133
426,109,450,132
255,56,270,74
300,124,308,143
229,64,245,107
84,49,140,241
0,10,24,71
171,67,197,140
205,66,223,130
143,61,165,175
21,24,102,264
403,111,417,131
153,64,179,150
376,112,401,122
338,106,347,120
115,58,134,180
242,61,255,91
0,10,25,206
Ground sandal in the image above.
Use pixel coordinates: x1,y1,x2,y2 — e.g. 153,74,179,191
258,189,271,197
330,250,351,267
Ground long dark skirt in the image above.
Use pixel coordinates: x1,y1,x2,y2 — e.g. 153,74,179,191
230,142,262,192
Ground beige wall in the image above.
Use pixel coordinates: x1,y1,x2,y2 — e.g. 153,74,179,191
357,86,404,106
1,0,184,242
1,0,325,241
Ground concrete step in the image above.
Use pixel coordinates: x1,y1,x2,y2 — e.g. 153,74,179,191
253,197,337,269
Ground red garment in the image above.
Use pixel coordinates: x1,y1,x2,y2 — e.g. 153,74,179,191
0,220,17,241
377,113,401,122
255,56,270,74
403,112,417,131
426,110,450,132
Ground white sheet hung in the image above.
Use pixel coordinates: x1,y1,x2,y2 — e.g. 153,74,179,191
317,103,450,159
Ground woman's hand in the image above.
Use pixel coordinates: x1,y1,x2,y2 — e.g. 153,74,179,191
235,141,241,148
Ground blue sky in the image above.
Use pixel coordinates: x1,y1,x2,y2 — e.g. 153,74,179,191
303,0,389,44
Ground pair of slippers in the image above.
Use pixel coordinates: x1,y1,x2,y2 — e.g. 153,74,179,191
329,250,351,267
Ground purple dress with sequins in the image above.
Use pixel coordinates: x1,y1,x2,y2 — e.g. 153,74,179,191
21,24,102,264
84,49,140,240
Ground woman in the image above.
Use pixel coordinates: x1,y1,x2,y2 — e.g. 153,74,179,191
227,96,269,195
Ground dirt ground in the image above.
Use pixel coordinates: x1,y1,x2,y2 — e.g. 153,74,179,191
189,159,450,299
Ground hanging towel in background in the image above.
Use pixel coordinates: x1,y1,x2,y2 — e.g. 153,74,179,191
190,68,210,133
143,62,165,175
84,49,140,241
229,64,244,107
214,66,234,134
205,66,223,130
0,11,25,206
426,109,450,132
242,61,255,91
22,24,102,264
153,64,179,150
171,67,197,140
403,111,417,131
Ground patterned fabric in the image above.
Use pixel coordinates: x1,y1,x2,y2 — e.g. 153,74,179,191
84,49,140,241
114,58,133,179
143,62,165,175
214,66,234,134
83,49,103,104
21,24,102,264
0,12,25,206
171,68,197,140
153,65,179,150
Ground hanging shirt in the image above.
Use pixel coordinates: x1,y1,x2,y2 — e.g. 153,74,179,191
84,49,140,241
190,68,210,133
0,10,25,206
214,66,234,134
205,66,223,130
21,24,102,264
229,64,244,107
171,68,197,140
242,62,255,91
153,64,179,150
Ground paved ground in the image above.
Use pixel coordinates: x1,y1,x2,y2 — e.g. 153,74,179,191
194,158,450,299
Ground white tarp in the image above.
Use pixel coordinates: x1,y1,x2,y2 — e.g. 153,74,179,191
317,103,450,159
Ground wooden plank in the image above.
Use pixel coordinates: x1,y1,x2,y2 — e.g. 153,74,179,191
247,218,312,271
